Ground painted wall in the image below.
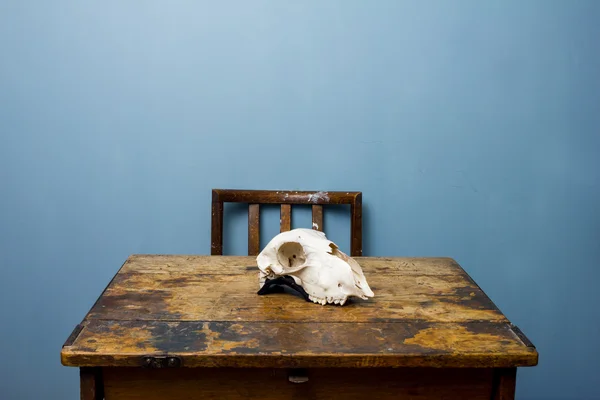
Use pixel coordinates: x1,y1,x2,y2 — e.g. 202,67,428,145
1,1,599,399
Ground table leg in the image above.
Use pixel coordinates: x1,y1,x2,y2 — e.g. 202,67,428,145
492,368,516,400
80,367,104,400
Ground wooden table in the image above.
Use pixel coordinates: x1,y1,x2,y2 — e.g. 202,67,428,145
61,255,538,399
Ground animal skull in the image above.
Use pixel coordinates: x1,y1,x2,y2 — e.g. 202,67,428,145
256,228,374,305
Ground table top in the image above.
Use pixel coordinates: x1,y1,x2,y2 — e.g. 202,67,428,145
61,255,538,368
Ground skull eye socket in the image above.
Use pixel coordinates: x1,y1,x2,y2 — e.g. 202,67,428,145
277,242,306,269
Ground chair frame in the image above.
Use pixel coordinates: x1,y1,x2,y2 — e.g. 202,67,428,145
211,189,363,256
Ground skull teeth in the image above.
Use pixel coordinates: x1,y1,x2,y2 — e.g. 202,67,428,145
309,295,347,306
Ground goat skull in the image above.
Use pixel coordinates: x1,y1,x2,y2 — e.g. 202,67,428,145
256,228,374,305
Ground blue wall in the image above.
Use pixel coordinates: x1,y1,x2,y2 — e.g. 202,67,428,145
1,1,599,399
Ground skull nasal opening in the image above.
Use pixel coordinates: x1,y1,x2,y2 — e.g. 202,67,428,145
276,242,307,269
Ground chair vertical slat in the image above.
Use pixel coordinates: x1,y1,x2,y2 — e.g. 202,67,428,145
312,205,323,232
280,204,292,232
248,204,261,256
211,192,224,255
350,193,362,256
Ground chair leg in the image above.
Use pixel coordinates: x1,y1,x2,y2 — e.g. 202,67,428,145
80,367,103,400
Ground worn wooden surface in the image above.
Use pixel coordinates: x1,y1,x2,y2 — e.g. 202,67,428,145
102,367,497,400
211,189,363,256
61,255,537,369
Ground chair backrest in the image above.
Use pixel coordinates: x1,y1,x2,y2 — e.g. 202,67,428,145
211,189,363,256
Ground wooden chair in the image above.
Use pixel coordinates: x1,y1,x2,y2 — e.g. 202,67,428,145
211,189,363,256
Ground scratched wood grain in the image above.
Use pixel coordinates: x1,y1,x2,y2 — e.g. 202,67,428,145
62,255,538,369
86,282,505,323
84,256,505,323
62,320,536,368
117,255,465,275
